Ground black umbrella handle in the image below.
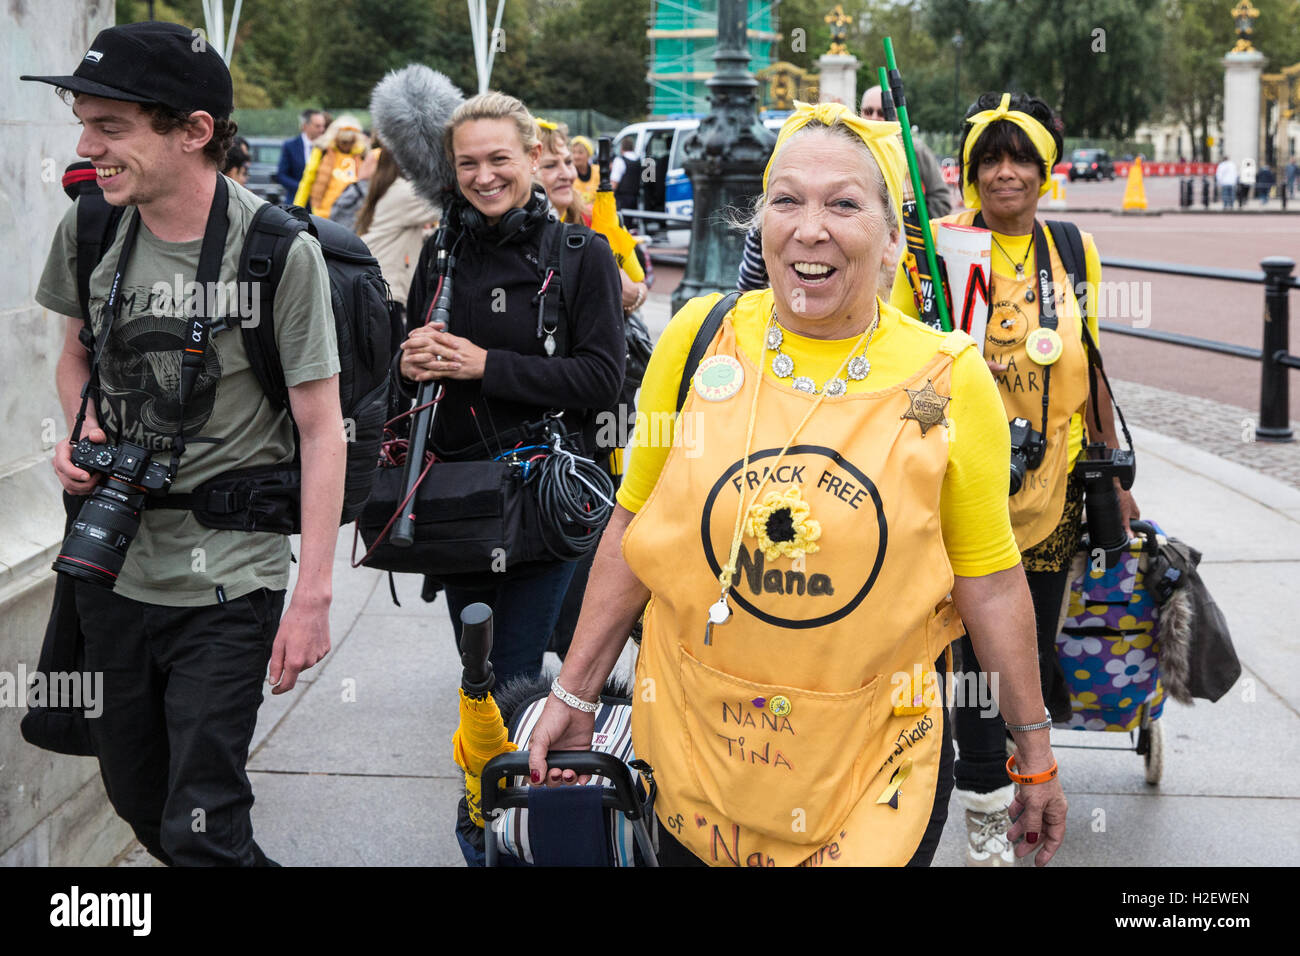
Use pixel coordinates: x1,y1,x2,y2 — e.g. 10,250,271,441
459,603,494,697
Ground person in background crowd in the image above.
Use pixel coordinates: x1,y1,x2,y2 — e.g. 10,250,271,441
1238,158,1255,209
1216,155,1237,210
355,141,440,327
570,134,599,208
609,135,642,212
1285,158,1298,200
534,117,651,660
222,142,250,185
892,90,1137,867
277,108,324,200
861,85,952,218
294,115,369,218
329,143,376,231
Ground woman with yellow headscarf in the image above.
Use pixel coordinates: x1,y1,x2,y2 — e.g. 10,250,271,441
892,92,1137,867
524,101,1068,867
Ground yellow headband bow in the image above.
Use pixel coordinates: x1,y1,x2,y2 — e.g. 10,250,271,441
763,100,908,229
961,93,1058,210
536,118,558,132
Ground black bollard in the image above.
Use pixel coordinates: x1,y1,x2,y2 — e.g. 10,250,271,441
1257,257,1296,442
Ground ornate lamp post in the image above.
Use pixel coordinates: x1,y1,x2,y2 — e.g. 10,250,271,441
1231,0,1260,52
671,0,777,315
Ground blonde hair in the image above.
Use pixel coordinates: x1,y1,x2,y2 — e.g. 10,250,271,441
536,119,570,156
444,91,540,161
534,119,587,224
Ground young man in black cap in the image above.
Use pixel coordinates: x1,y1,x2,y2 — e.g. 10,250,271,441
23,21,345,865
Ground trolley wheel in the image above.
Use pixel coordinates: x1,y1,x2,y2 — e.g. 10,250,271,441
1142,719,1164,785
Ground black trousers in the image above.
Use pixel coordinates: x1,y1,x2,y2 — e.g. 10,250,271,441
74,583,284,866
953,566,1072,794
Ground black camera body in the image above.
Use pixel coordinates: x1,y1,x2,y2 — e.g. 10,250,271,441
69,438,171,491
1075,441,1137,558
1008,416,1047,495
53,439,173,589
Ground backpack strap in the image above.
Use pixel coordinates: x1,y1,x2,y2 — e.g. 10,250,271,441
1046,219,1089,327
238,203,312,414
67,161,125,345
676,291,741,413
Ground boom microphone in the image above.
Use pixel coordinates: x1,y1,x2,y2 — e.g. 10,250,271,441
369,64,466,208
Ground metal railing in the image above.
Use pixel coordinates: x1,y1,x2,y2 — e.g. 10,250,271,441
1098,255,1298,442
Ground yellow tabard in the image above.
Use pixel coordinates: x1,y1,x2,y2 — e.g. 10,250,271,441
312,150,360,218
622,316,968,867
949,209,1090,551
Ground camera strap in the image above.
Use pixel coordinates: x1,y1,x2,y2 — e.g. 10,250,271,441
72,175,230,480
974,213,1054,444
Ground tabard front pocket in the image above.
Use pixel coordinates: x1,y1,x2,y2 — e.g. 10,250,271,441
678,645,882,846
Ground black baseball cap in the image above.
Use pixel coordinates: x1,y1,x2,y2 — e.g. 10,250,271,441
21,21,233,120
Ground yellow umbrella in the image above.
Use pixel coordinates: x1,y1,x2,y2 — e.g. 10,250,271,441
590,138,646,283
452,688,516,827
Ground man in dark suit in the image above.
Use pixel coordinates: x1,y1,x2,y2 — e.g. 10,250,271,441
276,109,325,200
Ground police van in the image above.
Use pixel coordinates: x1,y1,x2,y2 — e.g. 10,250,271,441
612,114,790,222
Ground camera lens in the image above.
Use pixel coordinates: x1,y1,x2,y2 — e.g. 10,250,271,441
52,481,144,589
1009,451,1027,495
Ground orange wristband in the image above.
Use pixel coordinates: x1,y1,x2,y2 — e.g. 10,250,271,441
1006,754,1058,785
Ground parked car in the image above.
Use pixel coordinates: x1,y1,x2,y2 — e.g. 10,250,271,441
245,136,288,204
1069,148,1115,182
611,115,788,223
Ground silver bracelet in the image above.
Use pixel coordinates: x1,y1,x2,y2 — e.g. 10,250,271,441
1005,710,1053,733
551,678,599,714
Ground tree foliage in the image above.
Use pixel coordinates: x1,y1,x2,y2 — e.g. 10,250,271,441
113,0,1300,143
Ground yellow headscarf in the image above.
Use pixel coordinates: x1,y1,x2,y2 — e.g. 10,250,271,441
759,100,904,227
763,100,909,229
570,135,595,158
960,93,1059,210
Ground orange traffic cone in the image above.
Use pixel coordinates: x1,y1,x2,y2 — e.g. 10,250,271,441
1122,157,1148,211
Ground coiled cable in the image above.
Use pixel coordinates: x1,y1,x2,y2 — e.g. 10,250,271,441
533,444,616,561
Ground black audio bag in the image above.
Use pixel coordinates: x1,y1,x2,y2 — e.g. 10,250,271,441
357,459,543,575
66,163,403,533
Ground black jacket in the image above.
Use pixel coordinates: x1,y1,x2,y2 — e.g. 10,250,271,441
404,213,625,460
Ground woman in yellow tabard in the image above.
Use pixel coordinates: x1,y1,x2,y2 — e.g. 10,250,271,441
892,92,1139,866
526,102,1068,867
293,115,369,218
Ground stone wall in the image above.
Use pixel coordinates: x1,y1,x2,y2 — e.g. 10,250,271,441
0,0,134,866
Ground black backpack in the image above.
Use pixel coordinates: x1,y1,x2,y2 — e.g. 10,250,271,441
62,161,402,533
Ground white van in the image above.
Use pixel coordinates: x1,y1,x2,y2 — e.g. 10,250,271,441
612,114,789,221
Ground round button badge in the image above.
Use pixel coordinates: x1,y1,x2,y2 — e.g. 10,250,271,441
1025,327,1063,366
768,695,792,718
694,354,745,401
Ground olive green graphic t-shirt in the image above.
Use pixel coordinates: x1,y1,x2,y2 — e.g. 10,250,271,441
36,176,339,606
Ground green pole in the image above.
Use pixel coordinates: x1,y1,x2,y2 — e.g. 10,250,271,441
884,37,952,332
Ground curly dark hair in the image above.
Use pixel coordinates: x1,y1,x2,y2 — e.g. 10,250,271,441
58,89,237,166
140,102,239,167
958,92,1064,192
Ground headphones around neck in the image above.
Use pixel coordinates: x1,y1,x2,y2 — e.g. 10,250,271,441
450,182,552,245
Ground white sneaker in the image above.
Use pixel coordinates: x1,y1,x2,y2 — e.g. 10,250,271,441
956,784,1017,867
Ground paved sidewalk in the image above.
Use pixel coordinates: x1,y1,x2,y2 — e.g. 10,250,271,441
115,294,1299,868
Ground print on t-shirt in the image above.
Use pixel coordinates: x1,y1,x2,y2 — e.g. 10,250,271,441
94,282,222,451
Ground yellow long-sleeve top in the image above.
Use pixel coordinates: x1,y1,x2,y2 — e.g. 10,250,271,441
617,289,1022,577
